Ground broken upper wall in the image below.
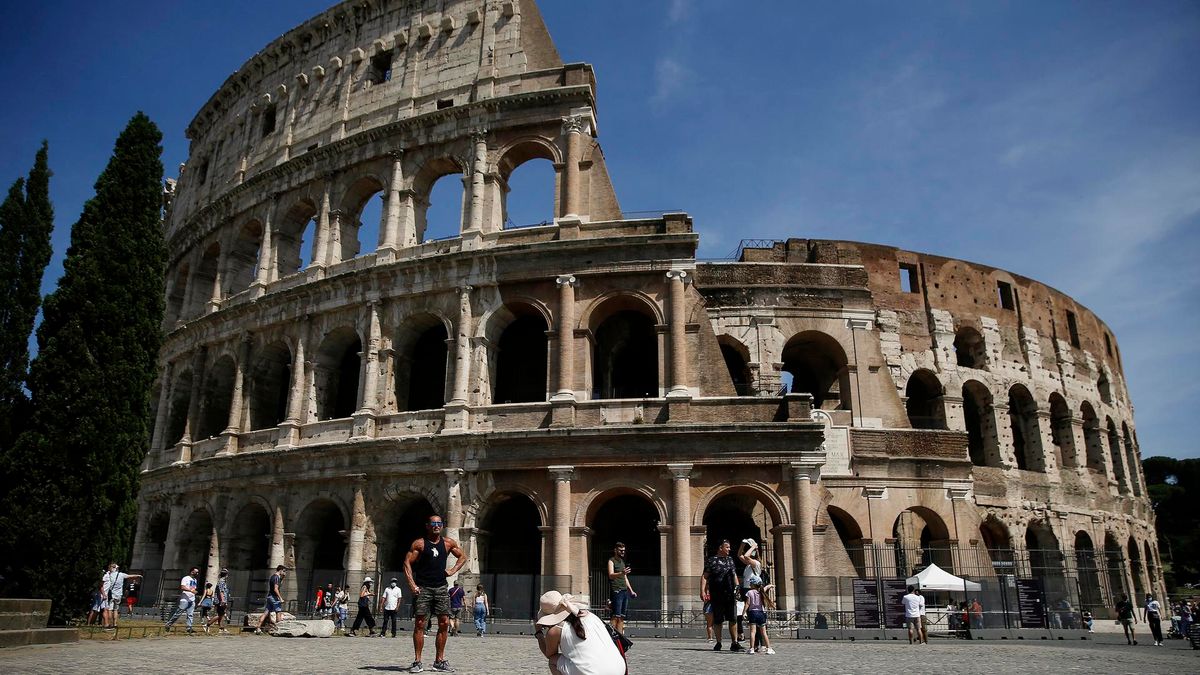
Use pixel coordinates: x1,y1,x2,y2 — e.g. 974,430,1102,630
170,0,577,231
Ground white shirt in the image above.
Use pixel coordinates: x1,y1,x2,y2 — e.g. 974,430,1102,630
102,571,128,600
741,559,763,589
902,593,923,618
1146,599,1161,617
382,585,403,611
555,611,626,675
180,575,197,601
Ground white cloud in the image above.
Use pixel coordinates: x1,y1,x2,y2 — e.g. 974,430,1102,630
650,56,692,109
668,0,690,24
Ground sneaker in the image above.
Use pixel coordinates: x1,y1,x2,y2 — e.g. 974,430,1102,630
409,663,424,673
730,642,744,652
707,638,715,644
764,648,776,655
253,628,262,635
1133,640,1138,645
713,642,722,651
432,661,455,673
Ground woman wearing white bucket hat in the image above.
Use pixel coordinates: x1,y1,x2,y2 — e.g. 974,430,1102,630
534,591,626,675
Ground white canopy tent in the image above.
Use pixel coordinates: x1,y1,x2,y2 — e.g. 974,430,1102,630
905,563,982,592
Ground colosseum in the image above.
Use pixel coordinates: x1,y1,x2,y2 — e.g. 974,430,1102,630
131,0,1162,627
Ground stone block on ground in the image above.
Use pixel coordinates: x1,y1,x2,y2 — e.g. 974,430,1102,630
272,619,335,638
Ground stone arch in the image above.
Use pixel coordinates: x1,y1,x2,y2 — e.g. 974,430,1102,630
495,137,560,228
1048,393,1075,469
905,369,946,429
586,294,661,400
394,312,452,411
187,241,221,317
1107,417,1128,493
1008,383,1045,472
274,199,318,277
337,173,387,261
692,482,790,531
1126,536,1145,597
175,506,216,578
962,380,999,467
412,156,467,242
293,497,348,603
979,515,1013,570
827,505,866,578
142,509,171,597
373,490,436,575
1122,422,1141,497
248,340,291,430
197,354,237,440
891,505,954,575
1104,531,1129,601
224,219,263,294
476,490,545,575
485,301,550,404
1074,530,1103,611
225,499,272,572
165,262,189,325
166,368,194,447
1080,402,1105,472
1097,371,1113,405
314,325,362,420
953,325,987,369
780,330,851,411
578,290,665,329
717,335,753,396
586,489,664,609
1024,520,1063,578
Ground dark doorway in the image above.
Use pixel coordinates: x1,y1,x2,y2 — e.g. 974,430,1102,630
593,311,658,399
493,314,548,404
590,494,662,614
479,493,543,620
403,324,449,411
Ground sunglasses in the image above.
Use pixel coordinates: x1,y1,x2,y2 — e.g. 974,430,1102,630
428,521,444,527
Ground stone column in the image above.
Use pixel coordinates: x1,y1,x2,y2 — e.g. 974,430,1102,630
560,113,589,219
207,247,225,313
251,197,277,294
791,463,819,578
378,151,404,259
667,463,693,608
269,505,286,569
161,502,185,575
309,175,333,270
549,466,575,581
218,336,251,456
353,302,382,439
444,468,465,578
554,275,577,399
177,349,207,464
345,476,367,590
449,286,473,405
666,270,690,396
1035,408,1058,474
149,361,174,465
277,324,308,448
465,130,488,243
205,527,221,587
325,209,344,266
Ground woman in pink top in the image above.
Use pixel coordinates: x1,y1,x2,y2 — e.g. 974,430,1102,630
743,582,775,655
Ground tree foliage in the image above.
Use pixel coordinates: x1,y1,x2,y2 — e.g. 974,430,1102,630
0,115,164,621
0,142,53,449
1143,456,1200,590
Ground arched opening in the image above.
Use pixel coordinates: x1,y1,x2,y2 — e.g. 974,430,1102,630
224,220,263,294
1074,531,1103,612
962,380,998,467
979,516,1013,572
1143,541,1157,593
197,355,236,440
314,327,361,420
175,508,214,583
589,494,662,613
1127,538,1145,597
140,512,170,604
703,491,780,587
1107,417,1128,493
827,506,866,578
492,309,549,404
395,315,449,411
1104,533,1129,602
478,493,544,620
227,502,272,612
339,175,386,261
1048,393,1075,469
375,495,435,579
499,148,557,228
905,369,945,429
1024,521,1063,579
275,200,318,277
416,159,465,242
165,263,189,325
294,499,347,606
166,369,193,447
1097,372,1112,405
891,507,953,576
1123,423,1141,497
953,326,986,369
248,341,291,430
187,242,221,317
781,331,851,411
1008,384,1044,472
592,302,658,400
1081,403,1105,472
718,337,752,396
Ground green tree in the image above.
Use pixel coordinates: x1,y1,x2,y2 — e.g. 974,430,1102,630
1143,456,1200,590
0,115,164,621
0,142,53,449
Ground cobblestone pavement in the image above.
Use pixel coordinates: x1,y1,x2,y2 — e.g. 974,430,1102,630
5,631,1196,674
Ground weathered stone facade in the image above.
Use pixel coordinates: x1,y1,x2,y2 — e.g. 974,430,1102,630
132,0,1161,620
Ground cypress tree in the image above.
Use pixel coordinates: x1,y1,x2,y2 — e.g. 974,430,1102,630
0,142,53,449
0,115,164,620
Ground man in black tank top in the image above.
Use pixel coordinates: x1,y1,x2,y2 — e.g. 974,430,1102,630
403,514,466,673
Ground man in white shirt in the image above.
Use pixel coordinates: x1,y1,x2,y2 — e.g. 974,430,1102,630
164,567,199,633
100,562,142,630
379,578,404,638
902,585,926,645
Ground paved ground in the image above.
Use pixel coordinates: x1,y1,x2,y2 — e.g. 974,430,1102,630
4,630,1196,674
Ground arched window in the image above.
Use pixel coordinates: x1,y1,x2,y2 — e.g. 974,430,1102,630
275,200,318,277
1048,393,1075,468
1080,402,1105,472
492,308,549,404
314,327,361,420
187,242,221,317
828,506,866,578
1123,423,1141,497
979,516,1012,571
166,369,193,447
1127,537,1145,597
224,220,263,294
197,355,236,440
718,337,752,396
953,326,987,369
294,499,347,604
497,142,557,228
165,263,189,325
781,331,850,410
1097,372,1113,405
1074,532,1103,612
892,506,953,575
591,300,658,400
415,158,465,242
904,369,945,429
1025,522,1063,578
339,175,386,261
1108,418,1128,493
962,381,998,467
248,341,291,430
1008,384,1044,472
396,316,449,411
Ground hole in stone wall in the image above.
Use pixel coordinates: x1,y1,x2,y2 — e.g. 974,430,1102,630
899,263,919,294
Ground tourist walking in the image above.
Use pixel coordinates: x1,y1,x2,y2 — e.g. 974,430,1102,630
164,567,200,633
744,581,775,654
701,539,743,652
403,513,467,672
348,577,377,637
334,584,350,634
381,578,404,638
205,569,231,634
124,579,139,618
322,582,336,618
1180,601,1192,639
448,581,465,636
1143,593,1164,646
534,591,625,675
101,563,142,630
969,597,984,629
916,588,929,644
472,585,490,637
255,565,287,635
1115,594,1137,645
902,585,925,645
606,542,637,634
197,582,215,630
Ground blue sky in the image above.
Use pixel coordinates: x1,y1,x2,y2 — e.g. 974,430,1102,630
0,1,1196,459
